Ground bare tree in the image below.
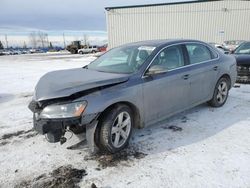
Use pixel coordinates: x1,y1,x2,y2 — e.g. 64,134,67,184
23,42,27,49
0,40,3,49
63,33,66,49
38,31,48,48
49,42,53,49
5,34,8,49
29,32,38,48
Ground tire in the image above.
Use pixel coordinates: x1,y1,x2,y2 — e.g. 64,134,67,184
70,49,77,54
79,51,84,54
208,77,229,107
92,50,96,54
96,104,133,153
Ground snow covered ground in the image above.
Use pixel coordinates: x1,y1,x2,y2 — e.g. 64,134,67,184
0,53,250,188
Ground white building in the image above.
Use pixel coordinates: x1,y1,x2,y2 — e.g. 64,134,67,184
105,0,250,48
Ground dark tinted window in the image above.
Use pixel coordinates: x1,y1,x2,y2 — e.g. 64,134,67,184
151,45,184,70
234,42,250,54
186,44,212,64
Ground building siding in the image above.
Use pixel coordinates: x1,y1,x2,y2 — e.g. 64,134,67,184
106,0,250,48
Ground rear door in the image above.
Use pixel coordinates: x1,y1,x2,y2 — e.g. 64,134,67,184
142,45,190,125
184,43,220,105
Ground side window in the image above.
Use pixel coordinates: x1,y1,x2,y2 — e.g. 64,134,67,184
186,44,212,64
210,48,218,59
151,45,184,70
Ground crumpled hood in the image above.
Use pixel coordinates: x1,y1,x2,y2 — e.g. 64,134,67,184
234,54,250,66
34,68,129,101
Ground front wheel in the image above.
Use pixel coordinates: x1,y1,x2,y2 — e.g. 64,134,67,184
208,77,229,107
70,49,77,54
96,105,133,153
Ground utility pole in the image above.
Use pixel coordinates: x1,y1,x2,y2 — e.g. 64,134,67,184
5,34,8,49
63,33,66,49
46,33,49,48
83,34,88,47
23,41,27,49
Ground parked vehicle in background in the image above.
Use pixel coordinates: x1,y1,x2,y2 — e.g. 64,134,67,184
66,41,84,54
12,50,22,55
223,40,245,52
98,45,108,52
29,49,37,54
0,49,40,55
67,41,105,54
21,50,29,54
29,49,45,54
209,43,230,54
2,50,11,55
78,46,99,54
0,50,22,55
233,41,250,83
29,39,237,153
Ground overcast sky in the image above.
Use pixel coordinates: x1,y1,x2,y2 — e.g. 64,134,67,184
0,0,192,33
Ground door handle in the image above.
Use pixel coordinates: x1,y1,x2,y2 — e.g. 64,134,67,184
182,74,189,80
213,66,218,71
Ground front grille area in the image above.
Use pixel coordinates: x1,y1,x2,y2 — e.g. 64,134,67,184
237,66,250,84
237,66,250,76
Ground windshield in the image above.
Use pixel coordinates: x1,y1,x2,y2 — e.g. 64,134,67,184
234,42,250,54
87,45,156,74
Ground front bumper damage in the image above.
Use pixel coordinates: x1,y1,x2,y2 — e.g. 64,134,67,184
30,100,99,152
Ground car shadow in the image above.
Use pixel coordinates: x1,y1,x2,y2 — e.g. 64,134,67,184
131,96,249,155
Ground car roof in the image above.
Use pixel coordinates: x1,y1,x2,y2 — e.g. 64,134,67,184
120,39,205,48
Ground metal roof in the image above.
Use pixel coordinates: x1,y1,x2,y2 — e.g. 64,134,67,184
105,0,222,10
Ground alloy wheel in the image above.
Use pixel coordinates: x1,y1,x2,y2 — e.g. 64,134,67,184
111,111,131,148
216,81,228,104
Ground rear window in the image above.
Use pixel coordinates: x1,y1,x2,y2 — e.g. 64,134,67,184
186,44,213,64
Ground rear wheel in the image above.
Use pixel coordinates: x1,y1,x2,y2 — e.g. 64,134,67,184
96,105,133,153
208,77,229,107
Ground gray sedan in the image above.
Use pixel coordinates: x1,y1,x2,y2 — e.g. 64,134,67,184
29,39,237,153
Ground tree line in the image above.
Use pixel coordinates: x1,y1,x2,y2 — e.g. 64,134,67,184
29,31,50,48
0,31,54,49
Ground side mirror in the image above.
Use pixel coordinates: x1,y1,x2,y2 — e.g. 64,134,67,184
146,65,167,76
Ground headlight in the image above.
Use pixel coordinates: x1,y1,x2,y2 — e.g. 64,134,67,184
39,101,87,119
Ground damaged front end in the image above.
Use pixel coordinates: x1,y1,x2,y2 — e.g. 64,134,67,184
28,67,130,152
28,99,98,152
237,65,250,83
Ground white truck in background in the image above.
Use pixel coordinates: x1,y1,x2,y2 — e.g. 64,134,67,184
78,46,99,54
